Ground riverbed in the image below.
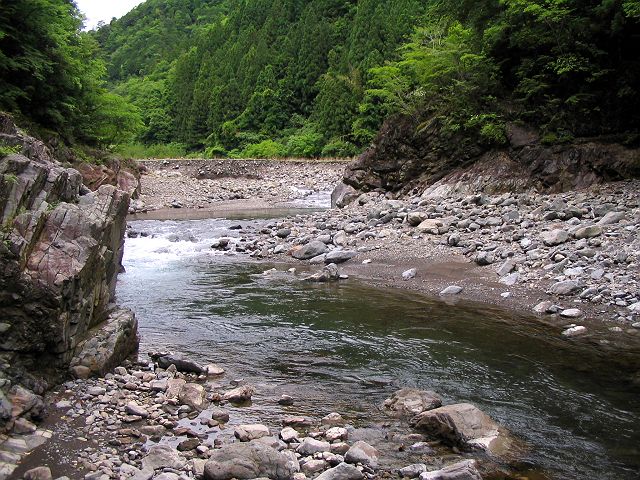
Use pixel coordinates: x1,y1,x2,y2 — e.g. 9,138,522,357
115,214,640,480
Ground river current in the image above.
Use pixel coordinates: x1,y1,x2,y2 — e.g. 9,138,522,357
115,214,640,480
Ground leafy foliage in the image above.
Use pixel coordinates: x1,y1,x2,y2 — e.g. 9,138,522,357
0,0,142,146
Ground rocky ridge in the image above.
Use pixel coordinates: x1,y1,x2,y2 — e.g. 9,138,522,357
342,115,640,196
0,116,138,473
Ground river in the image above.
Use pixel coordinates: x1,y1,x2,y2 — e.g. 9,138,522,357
115,214,640,480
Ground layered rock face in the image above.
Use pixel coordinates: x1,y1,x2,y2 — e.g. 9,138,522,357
341,114,640,198
0,115,138,420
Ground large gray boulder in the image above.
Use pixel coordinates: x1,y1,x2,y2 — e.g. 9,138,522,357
291,241,329,260
203,442,299,480
383,388,442,418
315,462,364,480
419,460,481,480
141,444,186,471
411,403,514,457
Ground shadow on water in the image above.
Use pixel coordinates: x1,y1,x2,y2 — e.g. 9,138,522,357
116,218,640,480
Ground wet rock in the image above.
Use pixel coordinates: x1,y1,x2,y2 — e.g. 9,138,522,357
411,403,513,457
222,385,254,403
562,325,587,336
178,383,207,411
419,460,481,480
304,263,341,282
560,309,583,318
291,241,329,260
141,444,186,471
204,442,299,480
205,364,225,376
278,395,294,406
177,438,201,452
383,388,442,418
235,424,271,442
315,462,364,480
344,441,378,468
154,354,205,374
211,407,230,423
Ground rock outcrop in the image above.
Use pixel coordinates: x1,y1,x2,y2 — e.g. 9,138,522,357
340,114,640,200
0,114,138,432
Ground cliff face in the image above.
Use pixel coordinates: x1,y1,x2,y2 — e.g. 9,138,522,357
338,115,640,202
0,115,138,430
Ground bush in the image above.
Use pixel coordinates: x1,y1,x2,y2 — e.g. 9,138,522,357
204,145,227,158
241,140,287,159
285,130,323,157
320,139,360,158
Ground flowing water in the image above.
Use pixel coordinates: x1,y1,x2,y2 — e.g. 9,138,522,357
116,215,640,480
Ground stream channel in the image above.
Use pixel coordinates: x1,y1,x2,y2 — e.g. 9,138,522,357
116,206,640,480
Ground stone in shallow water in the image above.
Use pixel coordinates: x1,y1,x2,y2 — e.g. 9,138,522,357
222,385,254,403
383,388,442,418
560,309,583,318
562,325,587,336
411,403,514,458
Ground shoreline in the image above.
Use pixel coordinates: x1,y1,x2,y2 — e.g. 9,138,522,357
131,159,640,354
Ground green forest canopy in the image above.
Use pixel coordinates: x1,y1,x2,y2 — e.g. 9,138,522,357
0,0,142,146
1,0,639,157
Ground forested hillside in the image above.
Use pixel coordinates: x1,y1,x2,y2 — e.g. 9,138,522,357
96,0,431,157
98,0,640,159
0,0,142,147
2,1,639,159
